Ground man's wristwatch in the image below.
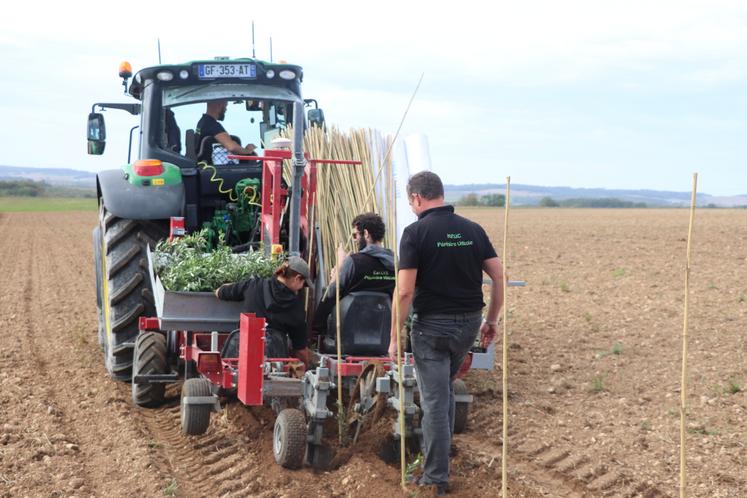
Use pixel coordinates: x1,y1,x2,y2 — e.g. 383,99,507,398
483,319,498,326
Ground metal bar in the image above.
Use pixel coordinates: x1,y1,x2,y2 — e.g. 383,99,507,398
263,378,304,397
289,101,306,255
133,372,180,384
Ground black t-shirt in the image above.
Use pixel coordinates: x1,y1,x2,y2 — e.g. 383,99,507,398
399,205,497,314
194,114,226,155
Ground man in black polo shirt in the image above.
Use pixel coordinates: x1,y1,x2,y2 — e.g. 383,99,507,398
390,171,504,494
313,212,395,332
194,100,257,162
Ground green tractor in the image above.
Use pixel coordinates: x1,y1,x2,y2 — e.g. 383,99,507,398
88,57,324,381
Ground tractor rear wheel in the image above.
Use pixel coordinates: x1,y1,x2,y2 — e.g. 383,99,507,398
180,378,212,436
132,332,168,407
97,204,168,381
273,408,306,469
453,379,470,434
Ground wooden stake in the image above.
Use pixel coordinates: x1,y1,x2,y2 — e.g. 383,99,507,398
680,172,697,498
385,142,407,489
502,177,511,498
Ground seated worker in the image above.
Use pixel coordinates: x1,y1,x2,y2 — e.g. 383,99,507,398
313,213,396,332
195,100,257,162
214,256,312,368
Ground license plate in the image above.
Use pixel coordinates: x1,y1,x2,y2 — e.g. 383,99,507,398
197,63,256,79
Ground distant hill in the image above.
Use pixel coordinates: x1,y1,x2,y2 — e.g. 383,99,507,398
2,165,745,207
445,183,747,207
0,165,96,189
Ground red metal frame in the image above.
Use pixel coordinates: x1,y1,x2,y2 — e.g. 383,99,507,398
138,316,160,332
321,355,413,377
226,153,361,251
237,313,266,406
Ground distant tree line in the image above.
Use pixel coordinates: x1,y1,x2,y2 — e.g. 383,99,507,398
456,193,506,207
538,197,647,208
0,179,95,198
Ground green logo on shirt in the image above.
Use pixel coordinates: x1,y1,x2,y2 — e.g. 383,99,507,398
437,233,474,248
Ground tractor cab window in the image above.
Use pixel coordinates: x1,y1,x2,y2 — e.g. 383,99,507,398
160,84,301,162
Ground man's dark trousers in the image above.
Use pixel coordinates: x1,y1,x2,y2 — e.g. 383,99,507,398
411,311,482,486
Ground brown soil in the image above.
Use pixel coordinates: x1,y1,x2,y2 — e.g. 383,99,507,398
0,208,744,497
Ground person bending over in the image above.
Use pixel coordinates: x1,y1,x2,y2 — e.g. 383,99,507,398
215,256,312,368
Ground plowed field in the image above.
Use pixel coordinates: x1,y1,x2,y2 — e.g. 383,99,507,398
0,209,744,497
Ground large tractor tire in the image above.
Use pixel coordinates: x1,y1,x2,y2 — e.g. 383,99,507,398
273,408,307,469
92,226,105,351
97,204,168,381
132,332,168,407
180,378,213,436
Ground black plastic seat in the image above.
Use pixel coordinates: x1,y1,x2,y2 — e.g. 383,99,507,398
322,292,391,356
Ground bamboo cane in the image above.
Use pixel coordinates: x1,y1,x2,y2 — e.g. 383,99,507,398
386,141,407,489
502,177,511,498
680,173,698,498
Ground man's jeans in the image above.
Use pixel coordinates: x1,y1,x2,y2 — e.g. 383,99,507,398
411,311,482,486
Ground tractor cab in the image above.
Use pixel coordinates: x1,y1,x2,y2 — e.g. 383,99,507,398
87,57,325,250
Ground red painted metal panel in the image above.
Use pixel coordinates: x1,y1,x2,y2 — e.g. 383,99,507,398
237,313,266,406
138,317,160,332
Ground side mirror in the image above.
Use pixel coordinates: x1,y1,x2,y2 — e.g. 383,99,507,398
307,108,325,128
87,112,106,155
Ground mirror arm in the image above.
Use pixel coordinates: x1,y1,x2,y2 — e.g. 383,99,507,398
91,102,141,116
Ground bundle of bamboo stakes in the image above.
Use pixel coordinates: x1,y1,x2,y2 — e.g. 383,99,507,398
282,126,397,268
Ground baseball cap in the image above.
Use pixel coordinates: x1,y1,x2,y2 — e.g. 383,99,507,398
286,256,310,284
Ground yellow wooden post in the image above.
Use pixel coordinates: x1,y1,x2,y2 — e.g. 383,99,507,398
502,177,511,497
680,172,698,498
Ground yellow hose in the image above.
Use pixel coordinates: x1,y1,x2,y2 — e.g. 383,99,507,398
200,162,238,202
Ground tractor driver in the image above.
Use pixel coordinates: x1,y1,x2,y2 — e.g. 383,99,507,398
194,100,257,162
312,212,396,332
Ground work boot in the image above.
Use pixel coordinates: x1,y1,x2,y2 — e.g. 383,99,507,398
409,475,449,496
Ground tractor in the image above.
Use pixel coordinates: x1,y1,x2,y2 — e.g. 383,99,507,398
88,56,323,382
87,56,497,469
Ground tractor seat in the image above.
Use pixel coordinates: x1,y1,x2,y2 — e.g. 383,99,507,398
321,292,391,356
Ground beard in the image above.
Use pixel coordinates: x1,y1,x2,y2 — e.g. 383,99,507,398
357,236,367,251
217,110,226,121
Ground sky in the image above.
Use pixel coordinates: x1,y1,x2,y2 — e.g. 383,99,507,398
0,0,745,195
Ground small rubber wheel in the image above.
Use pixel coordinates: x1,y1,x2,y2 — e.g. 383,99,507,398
453,379,470,434
273,408,307,469
180,378,212,436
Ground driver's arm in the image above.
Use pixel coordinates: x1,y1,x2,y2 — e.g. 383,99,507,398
214,131,256,155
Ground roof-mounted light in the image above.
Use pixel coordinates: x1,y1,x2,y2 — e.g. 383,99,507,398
279,70,296,80
118,61,133,79
134,159,164,176
157,71,174,81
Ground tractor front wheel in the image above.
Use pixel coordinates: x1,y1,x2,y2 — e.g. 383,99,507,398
132,332,168,407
